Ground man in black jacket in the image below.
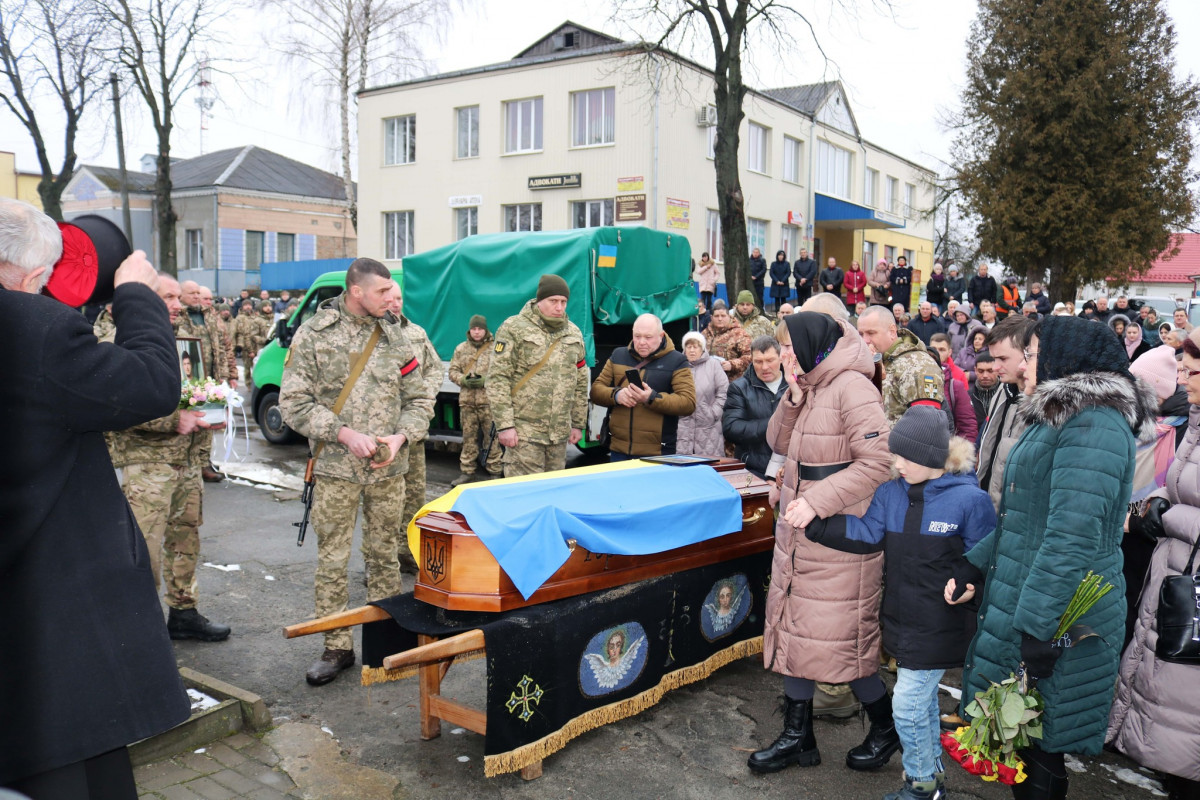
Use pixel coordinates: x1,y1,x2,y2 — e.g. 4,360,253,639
749,247,768,308
967,263,998,312
0,199,189,796
721,336,787,478
792,248,818,305
818,256,845,300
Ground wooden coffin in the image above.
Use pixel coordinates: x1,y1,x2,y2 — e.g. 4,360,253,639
414,460,774,612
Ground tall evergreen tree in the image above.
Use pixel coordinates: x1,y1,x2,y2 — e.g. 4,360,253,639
954,0,1197,302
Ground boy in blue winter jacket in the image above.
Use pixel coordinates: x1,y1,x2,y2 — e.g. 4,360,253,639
806,405,997,800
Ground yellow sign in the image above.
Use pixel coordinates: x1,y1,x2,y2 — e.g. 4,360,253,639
617,175,644,192
665,197,690,230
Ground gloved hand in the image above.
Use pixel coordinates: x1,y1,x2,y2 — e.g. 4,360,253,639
1020,632,1063,680
1128,497,1171,543
461,376,485,390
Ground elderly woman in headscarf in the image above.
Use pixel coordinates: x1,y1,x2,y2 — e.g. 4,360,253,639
748,312,895,777
675,331,728,458
947,315,1156,799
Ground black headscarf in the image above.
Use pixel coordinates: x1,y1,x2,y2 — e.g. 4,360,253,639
783,311,843,374
1035,314,1131,383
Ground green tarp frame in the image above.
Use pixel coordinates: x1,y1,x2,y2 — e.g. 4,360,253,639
402,226,696,364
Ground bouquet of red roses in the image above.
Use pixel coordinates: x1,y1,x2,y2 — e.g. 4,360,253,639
941,571,1114,786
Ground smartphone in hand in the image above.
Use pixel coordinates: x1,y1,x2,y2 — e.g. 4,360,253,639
625,370,645,389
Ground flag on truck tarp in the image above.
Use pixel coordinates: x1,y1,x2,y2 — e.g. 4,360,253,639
597,244,617,268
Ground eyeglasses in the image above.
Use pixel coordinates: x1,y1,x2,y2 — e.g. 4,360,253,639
1023,350,1039,362
1178,367,1200,379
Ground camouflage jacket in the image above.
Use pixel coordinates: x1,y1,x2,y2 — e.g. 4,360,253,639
97,315,201,468
486,301,589,444
448,332,494,408
178,306,229,383
233,313,269,350
211,309,237,379
881,328,945,424
279,296,435,483
399,316,444,399
733,308,777,341
703,321,753,381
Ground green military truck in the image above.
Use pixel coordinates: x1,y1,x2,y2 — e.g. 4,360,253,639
251,226,696,447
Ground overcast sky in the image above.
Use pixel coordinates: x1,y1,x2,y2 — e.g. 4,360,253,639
6,0,1200,186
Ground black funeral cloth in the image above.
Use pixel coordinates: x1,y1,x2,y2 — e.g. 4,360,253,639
364,551,771,776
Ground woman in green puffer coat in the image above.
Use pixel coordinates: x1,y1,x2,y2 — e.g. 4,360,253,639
954,315,1158,800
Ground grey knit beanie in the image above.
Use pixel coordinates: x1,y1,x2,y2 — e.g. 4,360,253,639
888,405,949,469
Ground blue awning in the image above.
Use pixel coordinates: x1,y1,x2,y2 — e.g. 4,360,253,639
814,193,905,231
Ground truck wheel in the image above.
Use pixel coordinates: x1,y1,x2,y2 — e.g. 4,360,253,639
257,389,300,444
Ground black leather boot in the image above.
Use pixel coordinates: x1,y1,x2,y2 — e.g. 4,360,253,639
747,696,821,773
167,607,231,642
846,693,902,770
1012,749,1069,800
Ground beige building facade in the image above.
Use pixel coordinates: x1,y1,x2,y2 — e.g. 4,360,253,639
357,23,936,287
0,151,43,209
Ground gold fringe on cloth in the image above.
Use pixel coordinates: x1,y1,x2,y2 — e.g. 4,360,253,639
359,648,487,687
483,635,763,777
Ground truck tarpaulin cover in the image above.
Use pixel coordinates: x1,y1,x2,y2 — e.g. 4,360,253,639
402,227,696,364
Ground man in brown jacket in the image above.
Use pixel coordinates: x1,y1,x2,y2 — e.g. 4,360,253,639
590,314,696,458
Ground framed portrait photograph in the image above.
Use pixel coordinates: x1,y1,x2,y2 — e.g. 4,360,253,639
176,337,205,383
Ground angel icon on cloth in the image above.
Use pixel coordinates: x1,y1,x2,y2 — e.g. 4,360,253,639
700,574,751,641
579,623,648,697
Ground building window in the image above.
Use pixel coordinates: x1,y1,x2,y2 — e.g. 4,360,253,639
276,233,295,263
781,224,799,261
456,106,479,159
904,183,916,217
863,240,877,268
706,125,717,159
706,209,722,262
384,211,414,259
570,88,615,147
572,199,614,228
747,122,768,174
783,137,802,184
503,203,541,232
384,115,416,165
747,218,767,253
504,97,543,154
903,248,915,266
455,207,478,240
186,229,203,268
865,168,879,208
885,176,899,214
816,140,852,199
245,230,264,269
884,244,896,263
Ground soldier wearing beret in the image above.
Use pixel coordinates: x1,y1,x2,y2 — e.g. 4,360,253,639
279,258,436,685
448,314,503,485
487,274,589,477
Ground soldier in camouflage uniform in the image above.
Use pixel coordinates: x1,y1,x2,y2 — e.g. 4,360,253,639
448,314,502,485
279,258,436,686
733,289,777,340
384,280,441,574
98,275,231,641
856,304,945,424
233,300,268,368
200,286,238,383
703,300,754,381
180,281,231,483
487,274,589,478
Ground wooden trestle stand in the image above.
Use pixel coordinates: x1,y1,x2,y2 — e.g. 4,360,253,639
283,460,773,780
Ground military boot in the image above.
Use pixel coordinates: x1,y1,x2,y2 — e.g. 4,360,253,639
747,696,821,773
813,683,861,719
305,649,355,686
450,471,477,487
846,694,902,770
167,608,231,642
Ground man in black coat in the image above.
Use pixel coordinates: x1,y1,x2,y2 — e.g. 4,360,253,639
792,248,818,305
818,256,845,299
0,199,190,796
967,263,998,312
749,247,768,308
721,336,787,479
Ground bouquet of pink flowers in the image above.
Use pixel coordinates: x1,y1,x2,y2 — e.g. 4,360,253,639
180,378,230,411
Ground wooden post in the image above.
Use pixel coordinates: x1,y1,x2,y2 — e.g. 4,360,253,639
418,635,441,740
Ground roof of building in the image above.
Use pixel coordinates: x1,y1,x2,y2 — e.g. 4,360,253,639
77,146,348,201
1134,233,1200,283
761,82,840,115
512,20,621,59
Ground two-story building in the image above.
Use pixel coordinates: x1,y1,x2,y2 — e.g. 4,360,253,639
62,145,355,292
356,21,937,289
1,150,43,209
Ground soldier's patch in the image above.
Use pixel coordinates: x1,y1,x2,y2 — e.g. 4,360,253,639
400,358,420,377
576,359,586,369
923,375,938,397
494,341,506,354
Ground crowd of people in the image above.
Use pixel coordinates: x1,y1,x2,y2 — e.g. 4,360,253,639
5,186,1198,800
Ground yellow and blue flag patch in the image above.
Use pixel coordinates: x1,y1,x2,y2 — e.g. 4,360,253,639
597,244,617,268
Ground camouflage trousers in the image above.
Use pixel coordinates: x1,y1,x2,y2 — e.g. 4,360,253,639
122,462,202,609
398,445,424,572
312,473,405,651
459,403,502,476
503,438,567,478
196,430,213,465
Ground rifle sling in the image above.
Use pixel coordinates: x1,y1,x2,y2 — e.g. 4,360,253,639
311,324,383,461
511,338,559,396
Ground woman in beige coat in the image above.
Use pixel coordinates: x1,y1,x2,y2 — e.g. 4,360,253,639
748,311,895,776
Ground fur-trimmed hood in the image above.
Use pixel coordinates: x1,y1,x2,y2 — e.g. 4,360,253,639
944,436,977,474
1018,372,1160,443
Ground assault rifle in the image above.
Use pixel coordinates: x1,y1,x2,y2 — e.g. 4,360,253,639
294,456,315,546
478,422,498,471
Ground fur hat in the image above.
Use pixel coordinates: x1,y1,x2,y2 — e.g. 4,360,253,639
469,314,488,331
736,290,755,305
681,331,707,356
536,274,570,302
888,405,950,469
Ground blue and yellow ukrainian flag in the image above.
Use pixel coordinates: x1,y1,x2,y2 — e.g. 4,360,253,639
597,244,617,268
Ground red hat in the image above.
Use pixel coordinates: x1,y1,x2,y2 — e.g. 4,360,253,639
44,215,131,307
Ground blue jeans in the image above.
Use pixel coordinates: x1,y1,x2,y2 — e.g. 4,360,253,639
893,667,946,782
